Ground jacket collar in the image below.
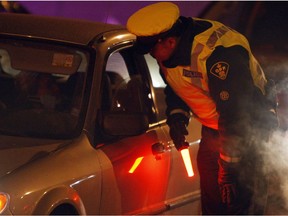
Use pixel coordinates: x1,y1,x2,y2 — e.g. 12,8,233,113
163,17,212,68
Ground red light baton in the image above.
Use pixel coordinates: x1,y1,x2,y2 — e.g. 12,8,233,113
178,142,194,177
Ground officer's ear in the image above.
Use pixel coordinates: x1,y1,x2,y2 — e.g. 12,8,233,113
166,37,178,49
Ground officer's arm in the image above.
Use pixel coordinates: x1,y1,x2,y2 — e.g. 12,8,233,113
164,84,190,117
206,45,255,159
207,45,257,205
159,68,190,116
160,69,191,151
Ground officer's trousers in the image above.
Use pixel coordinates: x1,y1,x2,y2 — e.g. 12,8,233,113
196,125,263,215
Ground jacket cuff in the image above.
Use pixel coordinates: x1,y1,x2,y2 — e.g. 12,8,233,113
169,109,190,118
220,153,241,163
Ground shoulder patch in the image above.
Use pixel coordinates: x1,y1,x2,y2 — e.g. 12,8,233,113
183,69,203,79
210,62,229,80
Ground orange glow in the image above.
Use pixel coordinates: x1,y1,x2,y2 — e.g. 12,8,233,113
180,148,194,177
0,194,7,213
129,157,144,173
72,193,79,202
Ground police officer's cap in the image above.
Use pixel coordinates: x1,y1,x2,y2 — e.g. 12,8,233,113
127,2,182,54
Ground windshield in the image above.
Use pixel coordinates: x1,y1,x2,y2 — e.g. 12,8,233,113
0,38,89,138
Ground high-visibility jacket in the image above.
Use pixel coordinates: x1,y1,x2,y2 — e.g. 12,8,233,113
161,17,275,157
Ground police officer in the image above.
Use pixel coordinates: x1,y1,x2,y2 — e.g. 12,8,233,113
127,2,278,215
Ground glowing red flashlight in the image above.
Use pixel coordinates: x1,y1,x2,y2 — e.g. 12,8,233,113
177,141,194,177
180,148,194,177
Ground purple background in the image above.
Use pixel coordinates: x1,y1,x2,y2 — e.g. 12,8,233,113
20,1,210,25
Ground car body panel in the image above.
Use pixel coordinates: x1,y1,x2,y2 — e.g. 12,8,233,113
163,117,202,215
0,13,124,45
0,134,102,215
0,135,66,178
100,128,170,214
164,117,202,197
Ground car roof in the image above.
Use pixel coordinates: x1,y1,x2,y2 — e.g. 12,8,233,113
0,13,125,45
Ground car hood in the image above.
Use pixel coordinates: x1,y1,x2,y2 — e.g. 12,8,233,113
0,135,69,178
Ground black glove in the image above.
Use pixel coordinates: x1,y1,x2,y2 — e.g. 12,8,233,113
167,113,189,151
218,158,239,206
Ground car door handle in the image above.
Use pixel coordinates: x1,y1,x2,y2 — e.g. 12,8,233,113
151,142,169,160
152,142,165,154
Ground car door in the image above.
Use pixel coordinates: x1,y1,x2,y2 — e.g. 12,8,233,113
95,46,172,215
144,54,202,215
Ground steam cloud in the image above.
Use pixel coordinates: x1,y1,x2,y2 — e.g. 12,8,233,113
261,127,288,212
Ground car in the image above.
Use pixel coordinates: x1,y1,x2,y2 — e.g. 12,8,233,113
200,1,288,131
0,13,202,215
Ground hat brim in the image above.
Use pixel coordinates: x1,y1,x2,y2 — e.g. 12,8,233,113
134,30,171,54
132,18,183,54
134,37,159,54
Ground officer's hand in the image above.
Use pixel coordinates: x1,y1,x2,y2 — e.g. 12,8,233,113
218,158,239,206
167,113,189,151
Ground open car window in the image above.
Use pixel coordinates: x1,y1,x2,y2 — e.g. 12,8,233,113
104,51,147,113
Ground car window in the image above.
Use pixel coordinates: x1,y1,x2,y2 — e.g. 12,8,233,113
144,54,167,121
95,48,156,143
105,52,130,82
102,50,154,117
0,38,88,138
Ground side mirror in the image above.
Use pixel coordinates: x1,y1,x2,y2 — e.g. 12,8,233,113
102,111,149,136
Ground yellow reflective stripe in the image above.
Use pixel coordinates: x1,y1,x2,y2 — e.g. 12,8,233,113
250,55,267,95
195,19,267,95
190,43,205,89
206,25,230,48
220,153,241,163
191,43,203,71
